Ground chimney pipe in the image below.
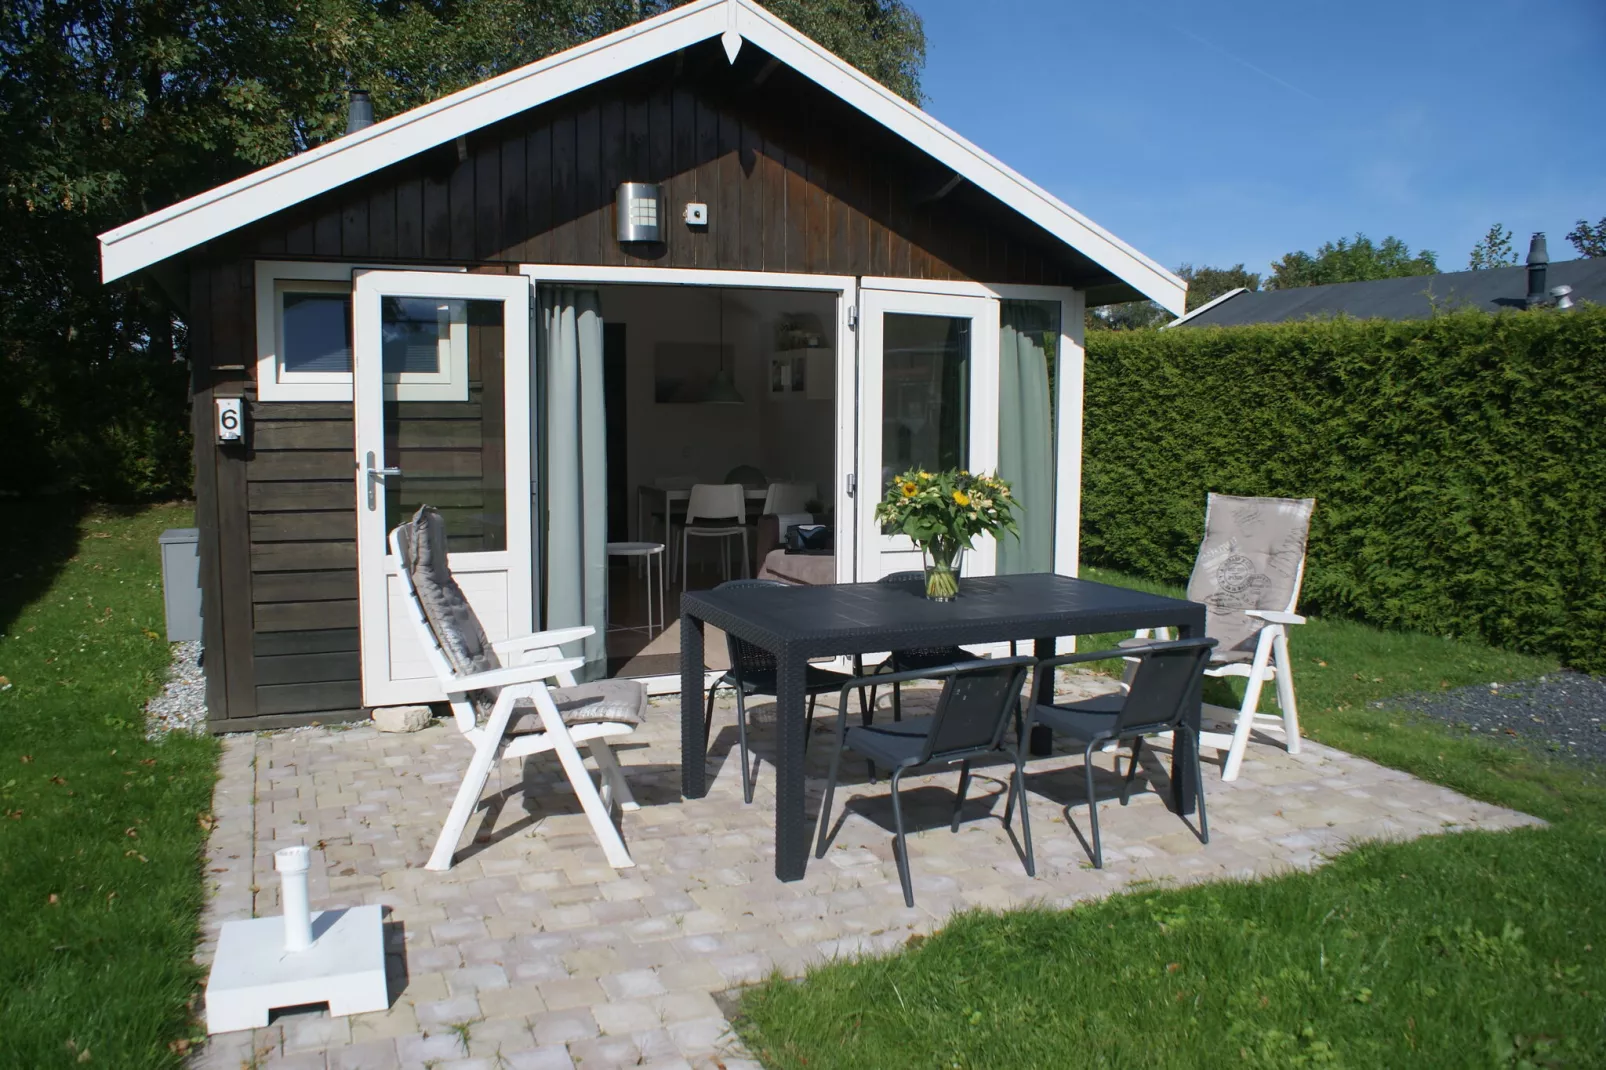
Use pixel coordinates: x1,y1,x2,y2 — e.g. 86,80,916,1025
345,89,374,135
1526,232,1549,307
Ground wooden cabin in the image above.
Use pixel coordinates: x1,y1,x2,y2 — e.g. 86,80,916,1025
100,0,1184,732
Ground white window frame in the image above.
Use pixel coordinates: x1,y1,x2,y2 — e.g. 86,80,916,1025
254,260,470,402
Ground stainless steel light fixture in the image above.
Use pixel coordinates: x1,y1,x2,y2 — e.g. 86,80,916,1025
616,182,662,243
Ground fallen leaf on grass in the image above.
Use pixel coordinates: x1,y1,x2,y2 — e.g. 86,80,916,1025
167,1039,190,1055
197,812,216,831
47,894,59,905
50,775,66,785
19,755,31,764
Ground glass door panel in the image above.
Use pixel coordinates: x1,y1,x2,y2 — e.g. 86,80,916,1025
880,313,970,487
381,298,508,554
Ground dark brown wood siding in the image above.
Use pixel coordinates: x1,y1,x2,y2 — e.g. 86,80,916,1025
231,41,1103,287
186,260,366,730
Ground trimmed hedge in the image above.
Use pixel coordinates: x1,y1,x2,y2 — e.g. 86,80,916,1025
1082,307,1606,673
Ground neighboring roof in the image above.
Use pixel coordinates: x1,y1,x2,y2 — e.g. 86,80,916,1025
1171,258,1606,327
98,0,1184,313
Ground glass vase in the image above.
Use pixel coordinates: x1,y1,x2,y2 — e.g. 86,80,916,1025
921,540,964,602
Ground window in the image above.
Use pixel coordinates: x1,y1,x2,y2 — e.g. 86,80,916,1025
254,261,469,402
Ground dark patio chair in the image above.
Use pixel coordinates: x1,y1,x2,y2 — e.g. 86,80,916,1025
814,656,1038,907
702,579,857,804
863,571,984,722
1011,637,1217,869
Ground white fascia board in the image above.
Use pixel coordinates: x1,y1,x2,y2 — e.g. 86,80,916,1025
1161,286,1247,328
99,0,730,282
731,3,1185,315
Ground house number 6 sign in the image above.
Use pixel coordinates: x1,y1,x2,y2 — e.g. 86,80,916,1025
216,397,244,444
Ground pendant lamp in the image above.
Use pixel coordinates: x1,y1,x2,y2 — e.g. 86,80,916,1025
707,288,744,404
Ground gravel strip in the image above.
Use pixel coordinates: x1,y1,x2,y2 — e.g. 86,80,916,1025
144,640,207,739
1380,670,1606,764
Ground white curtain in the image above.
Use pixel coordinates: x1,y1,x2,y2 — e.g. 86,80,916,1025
541,287,607,679
997,300,1056,574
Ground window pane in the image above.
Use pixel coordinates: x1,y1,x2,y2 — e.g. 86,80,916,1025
880,313,969,489
282,292,352,374
383,299,506,552
381,296,458,376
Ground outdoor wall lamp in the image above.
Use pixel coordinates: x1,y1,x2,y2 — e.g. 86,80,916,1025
616,182,662,243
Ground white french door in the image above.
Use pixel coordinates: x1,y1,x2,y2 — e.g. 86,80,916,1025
354,271,534,706
855,287,1000,581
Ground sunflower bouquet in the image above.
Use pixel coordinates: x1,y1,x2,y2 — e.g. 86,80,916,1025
875,467,1020,600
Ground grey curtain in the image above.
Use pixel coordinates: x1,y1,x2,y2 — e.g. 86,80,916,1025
541,286,607,680
996,300,1055,574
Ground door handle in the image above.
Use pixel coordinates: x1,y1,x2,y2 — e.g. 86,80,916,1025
364,451,402,511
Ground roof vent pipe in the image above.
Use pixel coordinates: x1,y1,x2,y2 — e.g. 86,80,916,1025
1526,232,1549,307
345,90,375,135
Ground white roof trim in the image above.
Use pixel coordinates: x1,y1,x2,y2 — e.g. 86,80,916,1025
1161,286,1247,328
99,0,1184,312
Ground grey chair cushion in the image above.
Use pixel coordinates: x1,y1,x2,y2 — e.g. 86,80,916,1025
401,506,501,679
397,506,644,731
505,679,648,736
1186,494,1314,662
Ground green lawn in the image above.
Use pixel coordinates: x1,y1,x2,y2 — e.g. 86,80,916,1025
738,568,1606,1068
0,500,218,1068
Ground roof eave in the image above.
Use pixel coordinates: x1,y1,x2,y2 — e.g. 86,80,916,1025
100,0,1184,313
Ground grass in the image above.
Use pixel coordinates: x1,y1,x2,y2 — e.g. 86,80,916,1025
0,500,219,1068
737,568,1606,1068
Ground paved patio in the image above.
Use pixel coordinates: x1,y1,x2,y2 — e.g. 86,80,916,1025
193,675,1540,1070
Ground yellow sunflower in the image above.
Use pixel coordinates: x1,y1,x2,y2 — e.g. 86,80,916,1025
952,489,971,506
901,481,919,497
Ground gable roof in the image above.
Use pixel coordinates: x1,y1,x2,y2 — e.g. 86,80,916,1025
98,0,1184,313
1171,258,1606,327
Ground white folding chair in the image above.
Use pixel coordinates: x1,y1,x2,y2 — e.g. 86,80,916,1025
1130,494,1315,781
391,508,642,871
678,483,749,589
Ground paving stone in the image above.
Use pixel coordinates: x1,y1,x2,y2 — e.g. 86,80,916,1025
200,692,1541,1070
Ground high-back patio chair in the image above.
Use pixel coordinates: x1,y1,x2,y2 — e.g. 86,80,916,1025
392,506,645,872
1019,638,1217,869
1131,493,1314,781
813,656,1038,907
701,579,856,804
862,571,984,722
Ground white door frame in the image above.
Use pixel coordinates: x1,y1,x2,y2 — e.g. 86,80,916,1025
864,278,1083,579
855,285,1001,582
354,270,535,706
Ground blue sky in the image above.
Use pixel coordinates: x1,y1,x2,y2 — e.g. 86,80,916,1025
913,0,1606,280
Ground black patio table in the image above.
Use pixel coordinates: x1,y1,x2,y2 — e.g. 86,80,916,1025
679,572,1209,882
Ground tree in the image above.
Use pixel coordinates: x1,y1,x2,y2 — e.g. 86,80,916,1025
1086,301,1171,331
0,0,928,497
1468,223,1516,269
1267,233,1438,289
1567,217,1606,258
1176,263,1261,311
